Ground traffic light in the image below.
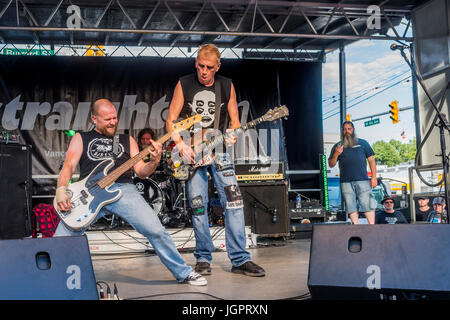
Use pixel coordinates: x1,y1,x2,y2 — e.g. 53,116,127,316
389,100,399,124
346,114,351,121
85,45,105,56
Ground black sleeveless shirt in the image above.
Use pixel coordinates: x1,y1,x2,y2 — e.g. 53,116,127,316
179,73,232,133
79,130,133,183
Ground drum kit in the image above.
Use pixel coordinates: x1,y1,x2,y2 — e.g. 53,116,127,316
131,141,193,228
91,142,222,230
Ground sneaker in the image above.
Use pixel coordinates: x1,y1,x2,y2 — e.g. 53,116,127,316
231,261,265,277
195,262,211,275
184,271,208,286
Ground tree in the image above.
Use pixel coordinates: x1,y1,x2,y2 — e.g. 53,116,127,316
371,139,416,167
372,140,402,166
397,138,416,162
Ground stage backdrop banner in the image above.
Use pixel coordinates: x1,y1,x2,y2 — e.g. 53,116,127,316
0,56,321,198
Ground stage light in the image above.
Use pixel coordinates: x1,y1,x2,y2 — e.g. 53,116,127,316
64,130,76,137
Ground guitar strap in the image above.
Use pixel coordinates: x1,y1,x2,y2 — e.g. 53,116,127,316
112,134,120,158
213,77,221,130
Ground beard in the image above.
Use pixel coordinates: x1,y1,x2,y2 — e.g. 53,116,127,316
97,125,117,137
342,132,358,148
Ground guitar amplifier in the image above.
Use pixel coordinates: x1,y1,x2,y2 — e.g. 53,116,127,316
235,161,285,182
0,144,32,239
239,180,289,236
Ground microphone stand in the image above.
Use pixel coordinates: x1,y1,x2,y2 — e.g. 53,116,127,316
244,191,277,223
397,45,450,223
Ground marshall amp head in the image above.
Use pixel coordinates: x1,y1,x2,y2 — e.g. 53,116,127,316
235,161,285,182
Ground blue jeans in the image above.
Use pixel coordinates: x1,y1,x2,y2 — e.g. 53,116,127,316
54,183,193,283
187,153,251,267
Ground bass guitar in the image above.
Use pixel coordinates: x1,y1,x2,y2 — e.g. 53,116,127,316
171,105,289,181
53,115,201,231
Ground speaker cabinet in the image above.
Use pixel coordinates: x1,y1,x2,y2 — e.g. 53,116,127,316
308,224,450,300
239,180,289,236
0,236,98,300
0,144,32,239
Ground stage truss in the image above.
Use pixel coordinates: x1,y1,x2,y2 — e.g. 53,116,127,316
0,0,422,61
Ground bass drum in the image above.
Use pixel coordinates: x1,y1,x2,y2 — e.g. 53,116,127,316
133,177,165,217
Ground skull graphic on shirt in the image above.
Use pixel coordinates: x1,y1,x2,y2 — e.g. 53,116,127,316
188,90,224,128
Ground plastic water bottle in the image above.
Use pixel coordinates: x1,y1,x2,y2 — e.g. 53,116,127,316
296,194,302,209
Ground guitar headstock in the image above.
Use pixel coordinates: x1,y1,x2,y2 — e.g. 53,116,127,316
172,114,202,132
262,105,289,122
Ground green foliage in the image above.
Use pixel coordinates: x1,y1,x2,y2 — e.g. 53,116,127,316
372,139,416,167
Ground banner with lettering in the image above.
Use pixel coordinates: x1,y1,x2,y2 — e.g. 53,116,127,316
0,56,321,198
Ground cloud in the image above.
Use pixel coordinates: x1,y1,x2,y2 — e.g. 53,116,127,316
348,40,377,49
323,51,408,99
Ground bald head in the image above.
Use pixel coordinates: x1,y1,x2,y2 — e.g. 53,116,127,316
93,99,115,116
92,99,118,137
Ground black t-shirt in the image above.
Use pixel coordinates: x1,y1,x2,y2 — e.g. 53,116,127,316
179,73,232,133
79,130,132,183
416,207,432,222
375,210,408,224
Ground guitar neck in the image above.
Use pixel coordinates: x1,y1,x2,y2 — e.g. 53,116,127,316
203,117,263,153
97,132,171,188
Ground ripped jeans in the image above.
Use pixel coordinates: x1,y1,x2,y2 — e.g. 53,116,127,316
187,153,251,267
53,183,193,283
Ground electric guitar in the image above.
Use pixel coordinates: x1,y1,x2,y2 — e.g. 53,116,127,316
53,115,201,231
171,105,289,181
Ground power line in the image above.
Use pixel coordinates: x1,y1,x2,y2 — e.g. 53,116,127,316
322,63,409,104
322,70,411,116
322,71,411,117
323,68,411,113
323,74,412,120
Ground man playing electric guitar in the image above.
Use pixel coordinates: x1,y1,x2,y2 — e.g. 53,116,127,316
54,98,207,286
166,44,265,277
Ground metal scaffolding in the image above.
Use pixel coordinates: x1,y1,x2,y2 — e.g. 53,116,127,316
0,0,416,55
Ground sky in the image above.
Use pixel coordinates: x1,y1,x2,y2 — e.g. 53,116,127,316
322,19,415,146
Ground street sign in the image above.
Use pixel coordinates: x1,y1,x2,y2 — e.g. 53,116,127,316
364,118,380,127
2,48,54,56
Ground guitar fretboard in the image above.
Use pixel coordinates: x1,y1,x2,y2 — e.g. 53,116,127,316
201,117,263,155
97,132,171,189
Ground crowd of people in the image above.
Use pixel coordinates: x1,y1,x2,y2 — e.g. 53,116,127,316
329,120,448,225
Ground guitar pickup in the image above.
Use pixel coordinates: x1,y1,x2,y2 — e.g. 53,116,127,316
80,190,88,205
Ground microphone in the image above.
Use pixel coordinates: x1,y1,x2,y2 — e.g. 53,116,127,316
271,208,277,223
390,43,409,51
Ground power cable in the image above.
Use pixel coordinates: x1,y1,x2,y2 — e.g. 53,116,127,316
323,75,411,120
125,291,225,300
124,291,312,300
323,65,410,107
322,63,409,106
322,68,411,113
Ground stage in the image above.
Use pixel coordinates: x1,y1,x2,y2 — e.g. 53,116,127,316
89,232,311,300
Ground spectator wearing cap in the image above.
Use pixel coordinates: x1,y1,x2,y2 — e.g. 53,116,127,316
427,197,448,224
375,196,408,224
416,196,432,222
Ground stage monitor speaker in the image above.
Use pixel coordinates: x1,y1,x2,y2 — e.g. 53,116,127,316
0,235,98,300
0,144,32,239
308,224,450,300
239,180,289,236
